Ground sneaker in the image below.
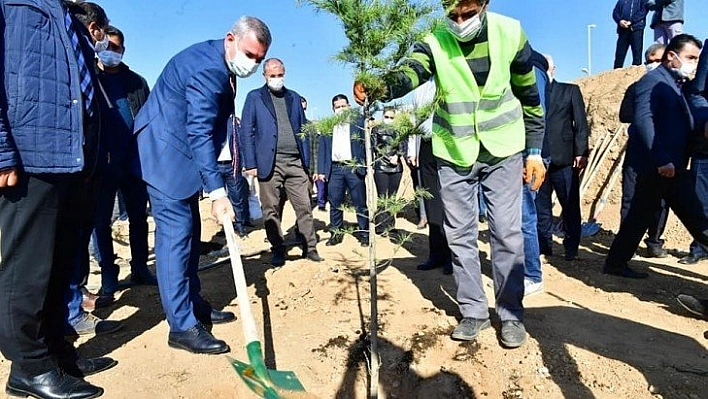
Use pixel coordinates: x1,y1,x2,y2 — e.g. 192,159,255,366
500,320,527,348
67,313,123,336
451,318,491,341
524,279,544,297
677,294,708,318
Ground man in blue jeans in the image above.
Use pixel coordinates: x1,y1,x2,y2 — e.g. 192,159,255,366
682,38,708,265
522,49,550,296
92,26,157,300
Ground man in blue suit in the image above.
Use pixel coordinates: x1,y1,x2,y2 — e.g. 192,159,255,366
134,16,271,354
604,34,708,279
317,94,369,247
240,58,322,266
681,38,708,265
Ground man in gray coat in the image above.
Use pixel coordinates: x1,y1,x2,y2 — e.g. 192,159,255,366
648,0,684,44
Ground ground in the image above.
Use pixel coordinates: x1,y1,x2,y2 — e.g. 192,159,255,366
1,67,707,398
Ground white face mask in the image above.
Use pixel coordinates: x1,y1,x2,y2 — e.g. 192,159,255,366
227,42,260,78
267,77,284,91
97,50,122,68
645,62,661,72
334,107,347,115
673,53,698,80
445,13,483,42
383,117,394,125
93,34,109,53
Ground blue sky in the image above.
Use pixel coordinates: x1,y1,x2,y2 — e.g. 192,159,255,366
101,1,708,120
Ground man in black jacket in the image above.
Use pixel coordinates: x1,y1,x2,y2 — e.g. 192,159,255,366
92,25,156,299
613,0,650,68
536,55,590,261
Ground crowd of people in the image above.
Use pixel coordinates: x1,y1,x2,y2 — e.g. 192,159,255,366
0,0,707,398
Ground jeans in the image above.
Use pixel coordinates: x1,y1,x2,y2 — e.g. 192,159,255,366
218,162,250,229
65,176,99,328
373,170,402,232
614,28,644,68
522,183,542,283
93,165,149,294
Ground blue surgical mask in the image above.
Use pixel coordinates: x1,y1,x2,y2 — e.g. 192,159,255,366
97,50,122,68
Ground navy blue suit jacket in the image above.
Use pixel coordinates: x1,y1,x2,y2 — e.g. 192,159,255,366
239,85,309,180
629,65,694,174
318,116,367,181
685,39,708,156
133,40,234,200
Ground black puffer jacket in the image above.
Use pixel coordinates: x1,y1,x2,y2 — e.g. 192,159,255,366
372,125,406,173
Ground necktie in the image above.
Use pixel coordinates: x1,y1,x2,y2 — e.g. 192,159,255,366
64,10,94,115
231,76,239,177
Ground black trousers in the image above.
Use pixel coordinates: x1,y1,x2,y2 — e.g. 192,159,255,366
614,28,644,69
0,173,84,376
536,164,581,256
374,170,402,231
419,140,451,264
606,170,708,268
621,164,669,250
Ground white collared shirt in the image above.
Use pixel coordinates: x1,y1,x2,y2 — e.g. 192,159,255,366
331,123,352,162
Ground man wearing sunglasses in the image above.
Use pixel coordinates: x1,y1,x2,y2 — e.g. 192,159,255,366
354,0,545,349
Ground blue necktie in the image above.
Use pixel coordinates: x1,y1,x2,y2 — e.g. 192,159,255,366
64,10,94,116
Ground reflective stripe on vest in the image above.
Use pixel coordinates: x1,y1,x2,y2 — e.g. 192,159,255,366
424,12,527,167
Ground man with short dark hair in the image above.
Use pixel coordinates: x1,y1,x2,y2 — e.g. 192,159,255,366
240,58,322,266
619,42,670,259
0,1,115,397
318,94,369,247
135,16,271,354
93,25,156,298
604,34,708,278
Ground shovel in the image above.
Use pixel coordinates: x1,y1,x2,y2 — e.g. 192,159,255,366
221,215,311,398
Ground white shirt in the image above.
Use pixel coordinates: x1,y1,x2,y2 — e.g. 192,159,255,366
331,123,352,162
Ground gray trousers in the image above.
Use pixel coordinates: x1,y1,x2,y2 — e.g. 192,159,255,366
438,152,524,321
258,154,317,253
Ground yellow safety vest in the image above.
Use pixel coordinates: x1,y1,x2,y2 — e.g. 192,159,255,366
425,12,526,167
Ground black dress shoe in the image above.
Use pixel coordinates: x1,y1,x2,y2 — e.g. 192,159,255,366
60,357,117,378
6,368,103,399
326,234,343,246
417,260,441,271
646,247,668,258
603,266,649,279
678,254,708,265
168,324,230,354
195,308,236,325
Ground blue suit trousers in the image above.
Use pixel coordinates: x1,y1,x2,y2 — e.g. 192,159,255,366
146,185,203,332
